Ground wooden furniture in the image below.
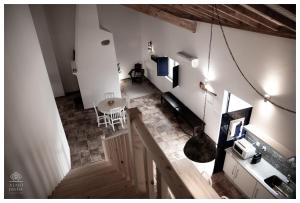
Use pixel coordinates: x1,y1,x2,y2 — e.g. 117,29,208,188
97,98,126,114
108,107,124,132
120,107,127,124
93,104,109,127
161,92,205,136
128,63,144,83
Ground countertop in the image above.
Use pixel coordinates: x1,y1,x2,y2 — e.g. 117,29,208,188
225,147,288,198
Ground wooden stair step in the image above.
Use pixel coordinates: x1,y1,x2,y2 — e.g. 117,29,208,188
50,160,146,198
98,185,147,199
54,169,123,191
64,163,117,182
72,179,133,198
65,161,112,178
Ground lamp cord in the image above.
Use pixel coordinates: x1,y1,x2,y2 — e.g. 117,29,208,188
203,7,214,121
214,5,295,114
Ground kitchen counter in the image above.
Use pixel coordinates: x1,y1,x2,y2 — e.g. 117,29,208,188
225,147,288,198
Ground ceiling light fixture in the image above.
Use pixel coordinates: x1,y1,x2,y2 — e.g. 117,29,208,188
264,94,271,102
199,81,217,96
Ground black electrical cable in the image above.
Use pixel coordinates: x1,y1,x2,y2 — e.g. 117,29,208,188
203,7,214,121
214,5,295,114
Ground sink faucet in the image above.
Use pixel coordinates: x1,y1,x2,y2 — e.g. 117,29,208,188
287,156,296,168
287,174,292,183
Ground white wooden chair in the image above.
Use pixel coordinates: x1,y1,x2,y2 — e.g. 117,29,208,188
104,92,115,99
120,107,127,124
108,107,124,131
93,104,109,127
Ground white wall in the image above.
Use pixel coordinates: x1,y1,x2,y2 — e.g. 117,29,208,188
138,11,295,155
30,5,65,97
227,92,252,113
75,5,121,109
45,5,79,93
4,5,71,198
100,5,142,80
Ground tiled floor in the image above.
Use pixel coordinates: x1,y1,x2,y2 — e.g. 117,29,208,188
120,78,160,99
56,93,105,169
129,93,193,162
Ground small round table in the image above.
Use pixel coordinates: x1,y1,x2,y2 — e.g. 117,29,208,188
97,97,126,114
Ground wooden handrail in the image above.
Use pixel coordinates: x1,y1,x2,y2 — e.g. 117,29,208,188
128,108,220,199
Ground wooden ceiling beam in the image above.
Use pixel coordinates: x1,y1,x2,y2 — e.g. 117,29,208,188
125,4,295,39
279,4,296,15
125,5,197,33
185,4,242,26
172,4,295,38
169,4,295,38
224,4,283,32
212,4,277,32
167,5,213,22
175,5,240,29
151,5,207,22
246,4,296,31
195,5,242,26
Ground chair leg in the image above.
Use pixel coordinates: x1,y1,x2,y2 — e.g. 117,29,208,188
104,116,108,127
120,119,124,129
121,111,126,124
111,121,115,132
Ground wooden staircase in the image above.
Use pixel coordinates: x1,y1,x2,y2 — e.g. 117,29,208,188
50,161,146,198
50,108,219,199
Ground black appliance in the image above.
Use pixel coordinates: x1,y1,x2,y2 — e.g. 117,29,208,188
251,153,262,164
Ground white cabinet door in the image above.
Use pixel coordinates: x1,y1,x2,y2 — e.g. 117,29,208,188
234,164,257,198
223,152,237,181
253,182,275,199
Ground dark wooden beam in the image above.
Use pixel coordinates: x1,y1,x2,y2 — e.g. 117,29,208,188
247,4,296,31
165,4,214,22
195,5,242,26
151,5,202,21
279,4,296,15
125,4,295,39
212,5,276,31
125,5,197,33
224,5,283,31
176,5,241,27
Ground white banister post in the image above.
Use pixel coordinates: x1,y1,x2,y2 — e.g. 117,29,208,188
101,135,109,161
127,108,142,189
145,150,155,198
156,168,170,199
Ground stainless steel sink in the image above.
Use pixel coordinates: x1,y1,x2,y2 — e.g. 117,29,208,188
264,175,296,198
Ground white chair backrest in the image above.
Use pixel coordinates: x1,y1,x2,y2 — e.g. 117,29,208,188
104,92,115,99
109,107,122,119
93,104,99,117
